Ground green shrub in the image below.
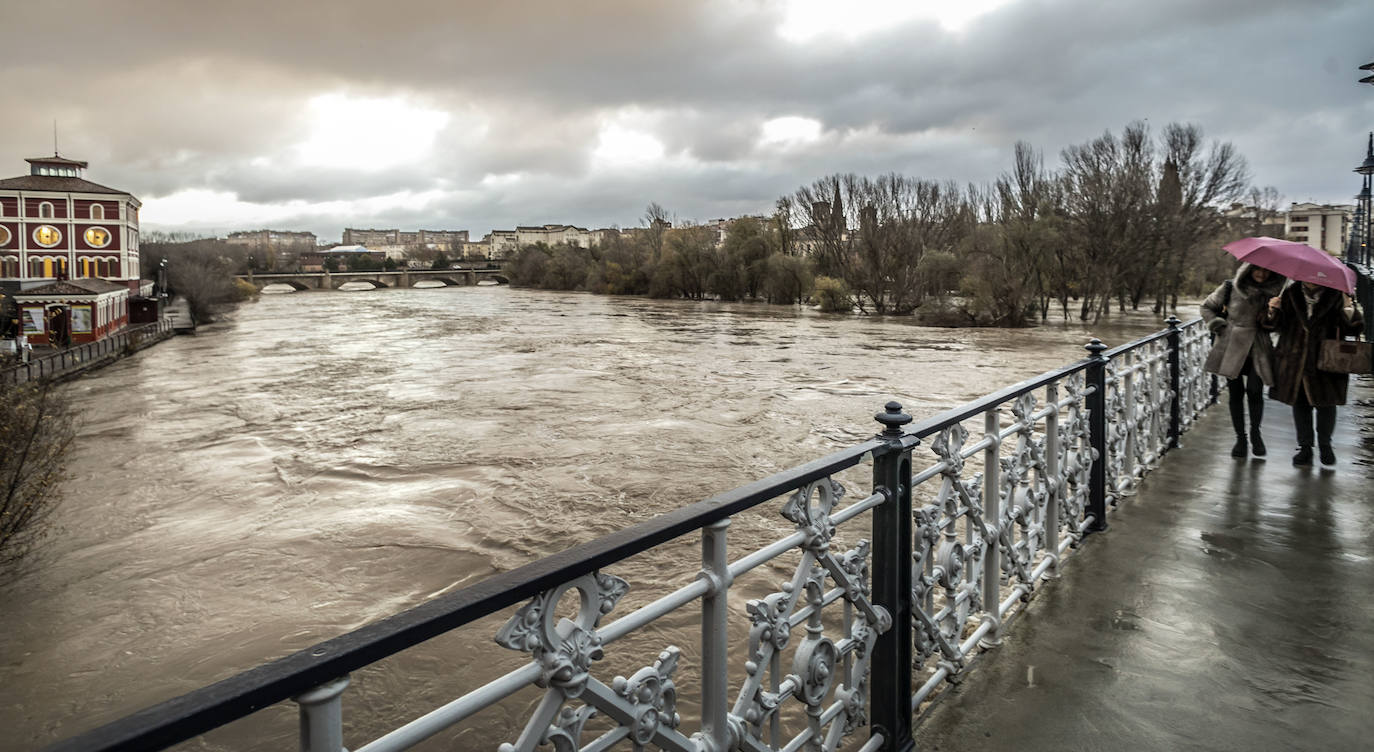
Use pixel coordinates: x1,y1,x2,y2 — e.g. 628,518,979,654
812,276,853,313
232,279,259,302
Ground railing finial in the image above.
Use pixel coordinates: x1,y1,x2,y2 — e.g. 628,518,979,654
874,401,912,438
1084,338,1108,360
1165,315,1182,329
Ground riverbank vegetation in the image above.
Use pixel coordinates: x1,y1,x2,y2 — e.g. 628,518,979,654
141,234,257,323
506,121,1253,326
0,383,74,580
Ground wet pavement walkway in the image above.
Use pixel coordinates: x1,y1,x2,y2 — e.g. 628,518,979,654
916,378,1374,752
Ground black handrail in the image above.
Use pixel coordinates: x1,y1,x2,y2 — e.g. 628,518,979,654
1101,326,1174,358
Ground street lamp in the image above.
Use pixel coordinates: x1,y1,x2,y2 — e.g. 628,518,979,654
1355,62,1374,266
1356,186,1371,264
1356,132,1374,267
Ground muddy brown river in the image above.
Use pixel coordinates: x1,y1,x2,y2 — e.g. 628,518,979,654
0,286,1174,750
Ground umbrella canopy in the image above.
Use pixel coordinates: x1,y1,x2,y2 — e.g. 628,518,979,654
1221,236,1355,294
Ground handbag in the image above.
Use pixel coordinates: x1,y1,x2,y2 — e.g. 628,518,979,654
1318,337,1372,374
1317,299,1371,374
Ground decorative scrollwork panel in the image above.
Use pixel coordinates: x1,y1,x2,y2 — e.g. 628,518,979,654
495,573,697,752
733,477,890,752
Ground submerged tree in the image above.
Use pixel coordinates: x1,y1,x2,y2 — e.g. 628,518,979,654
141,235,252,323
792,173,967,314
0,382,74,579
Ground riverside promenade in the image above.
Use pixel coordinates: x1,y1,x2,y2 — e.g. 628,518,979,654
916,377,1374,751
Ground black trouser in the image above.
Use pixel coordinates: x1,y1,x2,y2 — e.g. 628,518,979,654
1227,357,1264,435
1291,391,1337,449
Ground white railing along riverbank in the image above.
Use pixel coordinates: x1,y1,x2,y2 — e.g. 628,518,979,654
1,319,173,387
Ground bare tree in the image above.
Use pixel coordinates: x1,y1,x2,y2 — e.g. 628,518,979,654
994,142,1066,320
1060,122,1159,321
403,244,440,268
1244,185,1284,236
142,237,250,323
792,173,967,314
773,196,797,257
643,202,671,263
0,382,74,579
1150,123,1250,311
793,176,851,279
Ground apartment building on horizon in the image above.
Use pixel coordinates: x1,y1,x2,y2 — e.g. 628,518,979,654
484,224,621,259
341,227,469,248
1283,203,1352,255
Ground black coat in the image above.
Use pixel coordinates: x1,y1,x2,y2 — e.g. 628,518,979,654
1266,284,1364,407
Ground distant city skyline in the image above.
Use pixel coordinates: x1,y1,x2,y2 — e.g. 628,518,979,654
2,0,1372,240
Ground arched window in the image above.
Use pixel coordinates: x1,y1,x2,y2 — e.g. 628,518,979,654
39,202,55,218
1,255,18,277
29,257,45,276
90,204,104,219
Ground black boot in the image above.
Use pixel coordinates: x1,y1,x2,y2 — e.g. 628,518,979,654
1249,428,1266,457
1231,434,1248,458
1320,444,1336,466
1293,446,1313,466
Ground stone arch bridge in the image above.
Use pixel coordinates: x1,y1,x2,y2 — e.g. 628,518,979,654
235,268,508,291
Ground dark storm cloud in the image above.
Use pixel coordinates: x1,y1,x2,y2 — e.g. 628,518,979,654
2,0,1370,239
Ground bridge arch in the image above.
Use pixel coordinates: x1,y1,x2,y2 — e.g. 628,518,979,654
333,278,390,290
410,276,462,287
259,280,311,292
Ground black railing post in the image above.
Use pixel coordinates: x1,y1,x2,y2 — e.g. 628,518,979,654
1165,316,1182,450
1084,339,1109,534
871,401,914,752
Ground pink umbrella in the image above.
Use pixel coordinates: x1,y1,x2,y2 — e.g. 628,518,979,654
1221,236,1355,294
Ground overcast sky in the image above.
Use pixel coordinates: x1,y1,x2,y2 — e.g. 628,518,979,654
3,0,1372,242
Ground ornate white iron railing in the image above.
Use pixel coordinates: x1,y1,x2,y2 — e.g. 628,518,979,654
50,318,1216,752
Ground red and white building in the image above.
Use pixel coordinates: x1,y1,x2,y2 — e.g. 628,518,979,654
0,154,144,345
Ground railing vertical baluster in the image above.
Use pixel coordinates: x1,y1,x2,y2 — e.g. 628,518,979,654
1165,316,1182,449
699,518,731,752
871,401,913,752
1044,382,1060,578
980,407,1001,647
1122,361,1135,489
292,675,350,752
1084,339,1109,533
769,651,780,747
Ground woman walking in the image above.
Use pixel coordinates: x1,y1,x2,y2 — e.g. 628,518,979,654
1200,263,1287,457
1263,281,1364,466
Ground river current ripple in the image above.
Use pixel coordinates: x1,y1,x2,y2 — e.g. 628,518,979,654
0,287,1173,749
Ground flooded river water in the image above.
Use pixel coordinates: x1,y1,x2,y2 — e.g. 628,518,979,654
0,286,1175,750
